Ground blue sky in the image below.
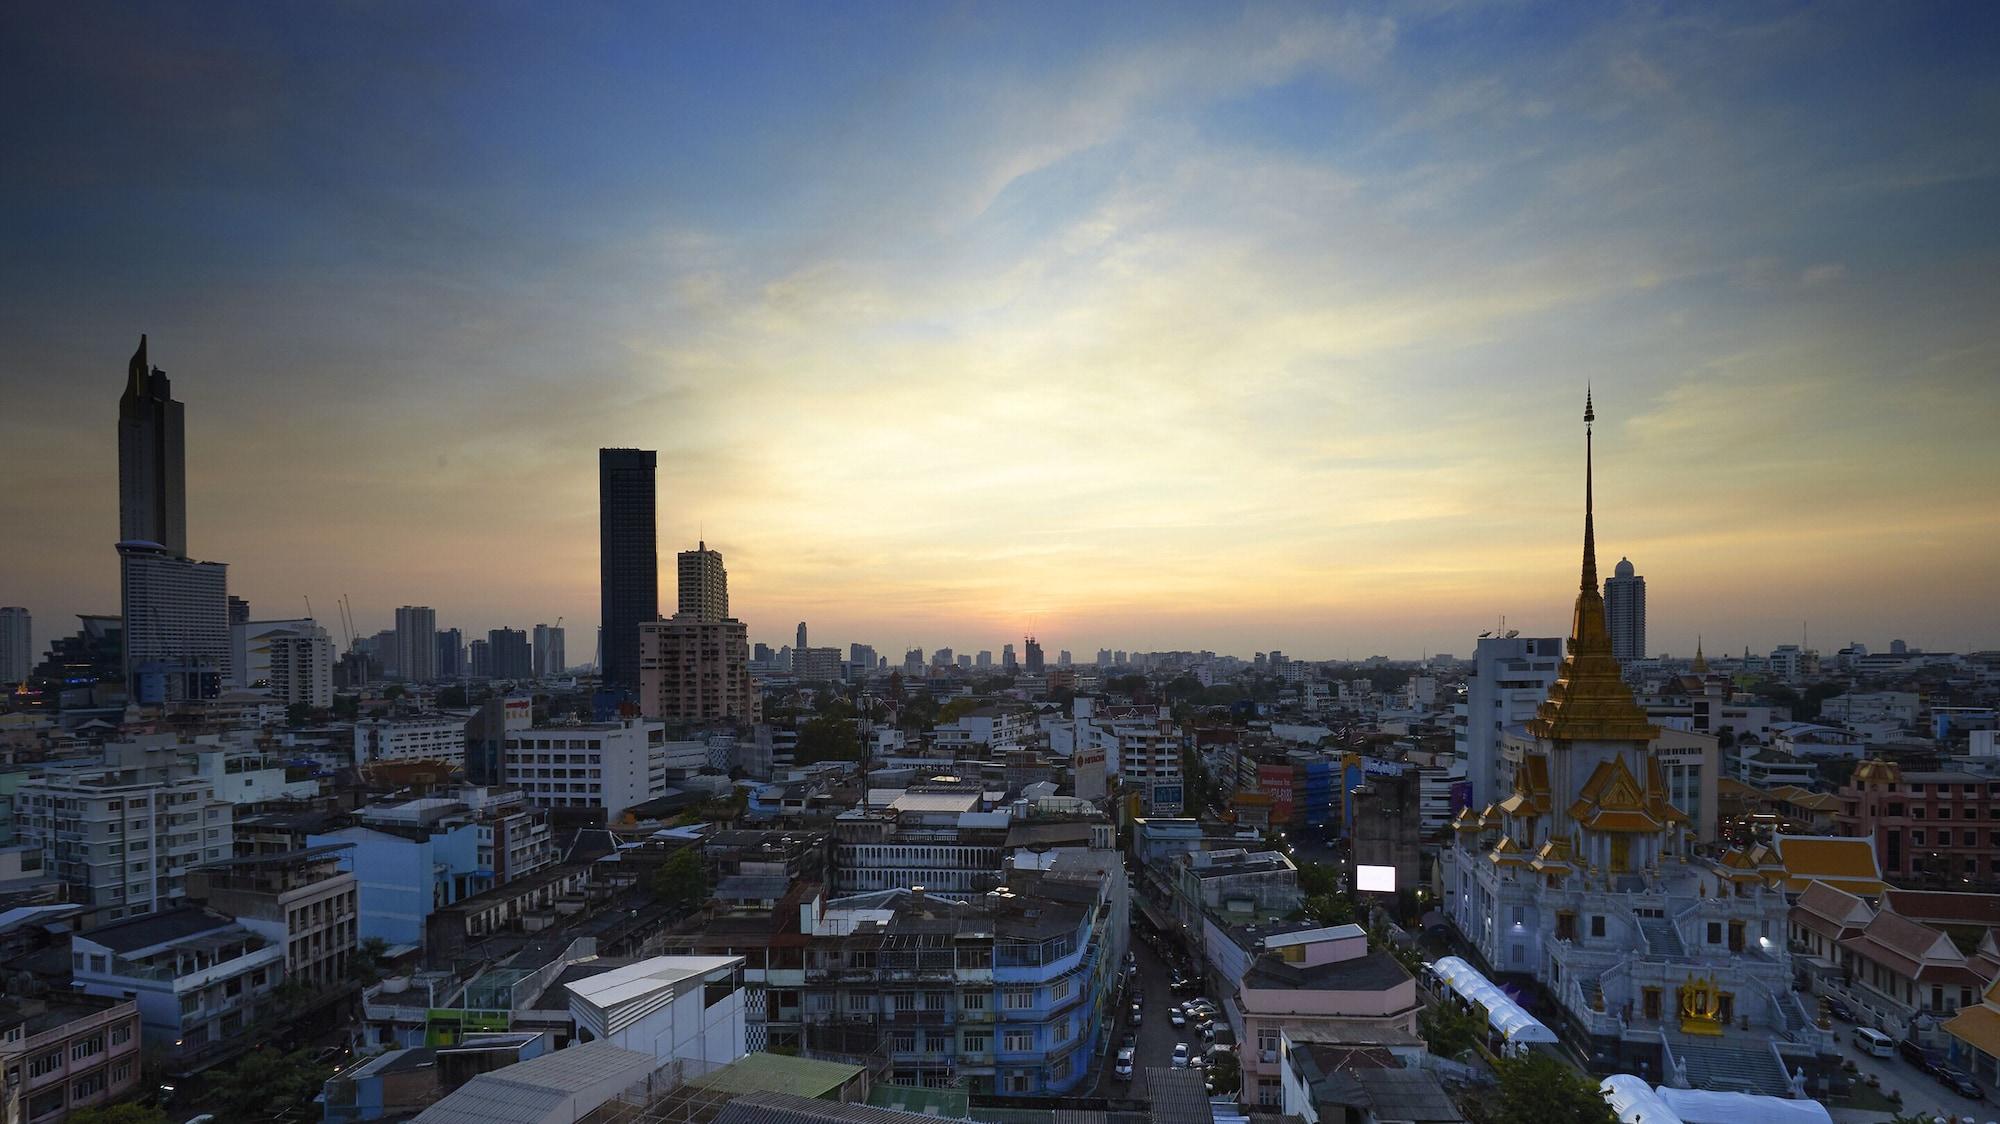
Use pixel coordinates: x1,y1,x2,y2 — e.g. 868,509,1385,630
3,2,1997,660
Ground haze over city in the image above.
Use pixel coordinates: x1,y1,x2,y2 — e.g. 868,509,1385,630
4,3,1998,658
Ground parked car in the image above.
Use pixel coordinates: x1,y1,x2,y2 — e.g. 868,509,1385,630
1129,1004,1142,1026
1900,1038,1942,1074
1170,1008,1187,1028
1937,1067,1983,1099
1121,1032,1137,1050
1172,1043,1190,1068
1825,997,1855,1022
1114,1048,1136,1081
1854,1027,1895,1057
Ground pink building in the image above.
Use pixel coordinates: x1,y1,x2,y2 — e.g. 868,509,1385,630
1235,924,1420,1109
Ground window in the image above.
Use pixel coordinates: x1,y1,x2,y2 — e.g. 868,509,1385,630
847,993,870,1012
28,1050,62,1078
1940,806,1954,819
962,990,988,1010
71,1035,103,1061
1051,978,1072,1002
1967,831,1979,847
1003,988,1034,1010
963,1032,990,1053
893,992,916,1012
110,1024,131,1047
1707,922,1722,945
1590,915,1606,938
1913,830,1927,846
1003,1031,1033,1052
72,1071,106,1099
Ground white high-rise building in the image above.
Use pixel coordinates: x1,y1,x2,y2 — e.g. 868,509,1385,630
504,718,669,819
533,623,567,677
265,624,336,708
1454,634,1562,809
0,606,29,685
395,605,438,682
1604,556,1646,663
119,542,230,702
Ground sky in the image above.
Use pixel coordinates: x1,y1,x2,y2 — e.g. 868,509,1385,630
3,2,1998,663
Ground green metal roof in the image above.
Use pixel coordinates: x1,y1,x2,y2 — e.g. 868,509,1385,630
689,1052,865,1099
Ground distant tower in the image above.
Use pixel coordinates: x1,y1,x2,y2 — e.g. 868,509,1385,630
677,541,729,622
118,335,187,556
1604,556,1646,664
395,606,438,682
796,621,808,649
1024,636,1045,675
0,607,30,685
598,448,658,689
1002,643,1018,671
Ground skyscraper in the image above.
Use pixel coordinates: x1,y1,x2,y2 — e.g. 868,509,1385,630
436,628,465,678
598,448,658,689
1604,556,1646,664
119,542,230,701
1024,636,1044,674
640,542,759,723
532,623,566,677
118,335,186,556
0,607,29,685
116,337,229,701
395,605,438,682
678,542,728,621
1002,643,1017,671
488,628,532,679
796,621,809,649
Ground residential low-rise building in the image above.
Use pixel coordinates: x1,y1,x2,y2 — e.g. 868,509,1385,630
503,719,669,820
354,716,467,766
184,844,359,990
0,996,143,1124
1837,759,2000,885
70,907,285,1070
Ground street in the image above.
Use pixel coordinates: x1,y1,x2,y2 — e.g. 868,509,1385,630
1834,1033,1988,1122
1089,922,1202,1100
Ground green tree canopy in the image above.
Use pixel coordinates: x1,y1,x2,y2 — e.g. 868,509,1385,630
650,847,709,910
1486,1053,1616,1124
1419,1002,1484,1057
205,1047,337,1121
1304,893,1356,928
797,713,863,763
1297,861,1340,897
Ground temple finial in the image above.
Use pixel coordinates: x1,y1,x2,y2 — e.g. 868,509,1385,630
1581,387,1596,594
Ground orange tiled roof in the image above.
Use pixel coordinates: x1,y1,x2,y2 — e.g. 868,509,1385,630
1945,1005,2000,1059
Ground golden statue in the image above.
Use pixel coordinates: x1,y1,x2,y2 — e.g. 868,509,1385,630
1679,976,1725,1036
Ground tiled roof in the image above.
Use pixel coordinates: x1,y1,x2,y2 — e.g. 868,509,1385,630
1945,1004,2000,1059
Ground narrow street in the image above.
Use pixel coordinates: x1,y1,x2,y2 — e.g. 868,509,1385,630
1835,1034,1987,1122
1088,925,1195,1100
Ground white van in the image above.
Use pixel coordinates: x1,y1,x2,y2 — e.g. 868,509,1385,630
1854,1027,1896,1057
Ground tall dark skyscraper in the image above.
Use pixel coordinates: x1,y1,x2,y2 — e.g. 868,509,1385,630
598,448,658,688
118,335,187,555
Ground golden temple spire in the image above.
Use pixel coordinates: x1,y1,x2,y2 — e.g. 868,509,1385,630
1692,636,1708,674
1528,390,1657,744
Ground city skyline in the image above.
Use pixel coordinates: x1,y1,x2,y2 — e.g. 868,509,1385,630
4,5,1998,660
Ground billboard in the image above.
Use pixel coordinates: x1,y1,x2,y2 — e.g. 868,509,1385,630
1356,864,1397,893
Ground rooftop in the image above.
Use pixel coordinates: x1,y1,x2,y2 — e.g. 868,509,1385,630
714,1090,953,1124
687,1052,864,1099
1244,948,1414,993
410,1040,659,1124
76,905,243,955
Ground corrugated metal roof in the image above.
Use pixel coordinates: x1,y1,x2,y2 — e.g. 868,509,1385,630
410,1041,657,1124
714,1089,958,1124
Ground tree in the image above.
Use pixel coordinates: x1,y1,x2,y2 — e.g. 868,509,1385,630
797,713,863,763
1486,1053,1616,1124
1298,861,1340,898
436,683,470,708
1304,893,1356,928
206,1047,336,1121
650,847,709,910
938,697,982,724
1419,1002,1484,1057
286,702,315,728
1206,1047,1241,1095
67,1107,170,1124
349,935,391,982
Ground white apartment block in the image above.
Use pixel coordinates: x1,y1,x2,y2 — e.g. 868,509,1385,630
257,623,335,708
1113,716,1186,815
1454,635,1561,808
13,768,234,923
72,907,286,1061
353,715,467,765
933,707,1036,753
503,719,668,820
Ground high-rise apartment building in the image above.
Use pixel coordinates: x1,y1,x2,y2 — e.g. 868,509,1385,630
436,627,465,678
932,647,955,668
976,650,993,669
117,335,186,556
849,644,876,670
1024,636,1044,674
0,606,29,685
1604,556,1646,664
532,623,566,677
1453,634,1562,808
796,621,808,649
1002,643,1017,671
677,542,728,622
395,605,438,682
118,542,230,702
598,448,658,689
468,639,491,678
14,759,235,921
488,628,532,679
233,618,334,707
641,544,759,722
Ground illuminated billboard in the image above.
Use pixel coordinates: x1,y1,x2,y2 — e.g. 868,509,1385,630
1356,864,1396,893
